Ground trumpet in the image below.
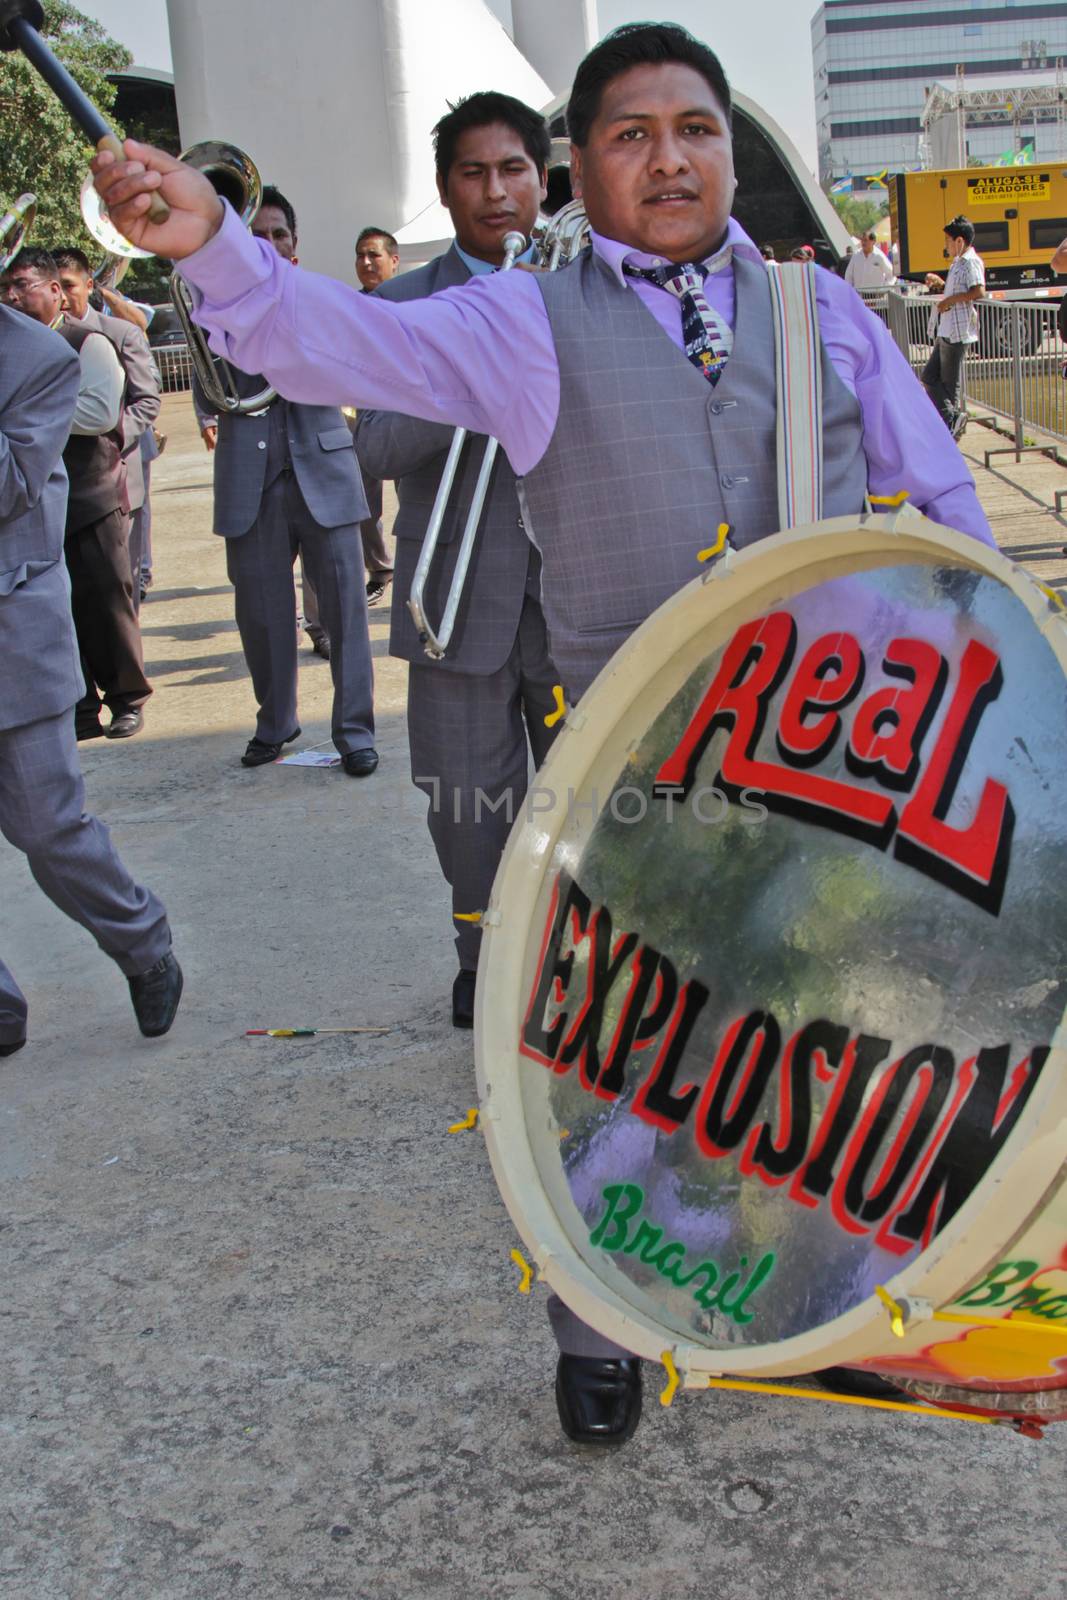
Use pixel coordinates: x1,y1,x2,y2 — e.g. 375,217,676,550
407,201,590,661
81,142,277,415
0,192,36,274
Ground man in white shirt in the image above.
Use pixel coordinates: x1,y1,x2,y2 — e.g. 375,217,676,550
844,230,895,291
922,215,985,440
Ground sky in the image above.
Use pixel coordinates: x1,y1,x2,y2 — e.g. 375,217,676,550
83,0,820,169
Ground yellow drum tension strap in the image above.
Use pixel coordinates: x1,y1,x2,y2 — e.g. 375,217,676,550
698,522,731,563
659,1350,681,1408
869,489,911,508
454,911,482,923
510,1248,533,1295
545,685,567,728
447,1107,479,1133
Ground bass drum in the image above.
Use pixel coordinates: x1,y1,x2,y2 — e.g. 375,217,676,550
475,512,1067,1425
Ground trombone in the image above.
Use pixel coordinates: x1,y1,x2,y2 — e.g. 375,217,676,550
0,192,36,274
407,201,590,661
81,142,277,415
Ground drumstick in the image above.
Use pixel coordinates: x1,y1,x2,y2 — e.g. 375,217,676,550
0,1,169,224
245,1027,391,1037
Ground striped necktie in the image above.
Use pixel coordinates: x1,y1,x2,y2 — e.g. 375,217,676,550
624,253,734,385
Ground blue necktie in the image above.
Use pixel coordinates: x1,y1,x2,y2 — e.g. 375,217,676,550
624,258,734,386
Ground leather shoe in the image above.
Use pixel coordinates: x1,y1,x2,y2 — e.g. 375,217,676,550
341,748,378,778
0,1036,27,1059
555,1355,643,1446
128,950,183,1038
452,968,476,1028
307,632,331,660
76,718,105,741
106,709,143,739
366,577,391,605
816,1366,905,1400
241,728,300,767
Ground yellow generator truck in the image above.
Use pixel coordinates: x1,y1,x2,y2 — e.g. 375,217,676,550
889,165,1067,290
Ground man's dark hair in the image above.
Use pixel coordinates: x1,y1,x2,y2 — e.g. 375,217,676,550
261,185,297,239
944,214,975,245
356,226,399,253
4,245,59,279
51,246,92,275
567,23,732,148
433,91,551,181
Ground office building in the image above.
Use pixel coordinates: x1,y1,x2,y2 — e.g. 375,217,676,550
812,0,1067,184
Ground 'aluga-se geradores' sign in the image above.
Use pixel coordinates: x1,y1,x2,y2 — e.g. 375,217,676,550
483,545,1067,1355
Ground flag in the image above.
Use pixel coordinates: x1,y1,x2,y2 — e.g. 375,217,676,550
1015,143,1035,165
866,169,888,187
994,148,1014,166
830,176,852,195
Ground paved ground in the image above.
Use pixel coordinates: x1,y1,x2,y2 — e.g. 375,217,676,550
2,398,1066,1600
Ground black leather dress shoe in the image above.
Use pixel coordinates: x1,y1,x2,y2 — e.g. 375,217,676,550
556,1355,643,1446
241,728,300,767
76,718,105,741
128,950,183,1038
0,1036,27,1059
452,968,476,1029
341,748,379,778
816,1366,905,1400
106,709,143,739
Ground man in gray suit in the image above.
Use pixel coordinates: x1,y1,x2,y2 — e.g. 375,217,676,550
194,186,377,774
357,93,558,1027
53,248,162,618
0,304,182,1055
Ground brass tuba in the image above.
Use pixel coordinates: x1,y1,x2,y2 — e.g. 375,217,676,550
0,192,36,273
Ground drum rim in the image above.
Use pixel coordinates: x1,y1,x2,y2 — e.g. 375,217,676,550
475,513,1067,1378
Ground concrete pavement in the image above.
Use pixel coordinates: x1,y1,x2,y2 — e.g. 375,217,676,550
1,398,1065,1600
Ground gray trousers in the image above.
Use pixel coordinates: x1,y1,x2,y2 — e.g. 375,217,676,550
225,472,375,755
921,336,968,430
408,594,558,971
0,709,171,1046
360,475,393,579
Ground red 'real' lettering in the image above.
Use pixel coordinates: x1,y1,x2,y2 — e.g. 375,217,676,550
776,632,864,769
895,640,1013,914
654,613,895,841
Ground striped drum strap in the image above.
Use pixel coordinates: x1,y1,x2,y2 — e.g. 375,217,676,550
766,260,823,529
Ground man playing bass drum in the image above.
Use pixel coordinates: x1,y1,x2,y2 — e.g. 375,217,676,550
94,21,995,1448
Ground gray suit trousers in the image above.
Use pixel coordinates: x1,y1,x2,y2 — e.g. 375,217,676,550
0,709,171,1044
224,473,375,754
408,594,557,970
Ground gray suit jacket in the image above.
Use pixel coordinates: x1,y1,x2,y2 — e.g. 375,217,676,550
193,369,369,537
356,246,534,675
75,307,160,512
0,306,84,730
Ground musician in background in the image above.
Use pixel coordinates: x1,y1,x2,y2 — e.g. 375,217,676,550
0,300,182,1047
95,20,995,1448
353,227,400,605
1,246,152,741
53,248,162,632
192,185,377,775
357,94,556,1029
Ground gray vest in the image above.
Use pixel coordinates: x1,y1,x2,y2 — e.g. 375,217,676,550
520,252,868,699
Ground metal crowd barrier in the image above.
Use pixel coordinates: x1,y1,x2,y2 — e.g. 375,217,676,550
856,285,1067,458
152,343,194,394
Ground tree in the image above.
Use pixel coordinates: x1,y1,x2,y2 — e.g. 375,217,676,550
829,193,889,239
0,1,131,261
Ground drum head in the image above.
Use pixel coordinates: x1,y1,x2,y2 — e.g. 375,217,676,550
476,515,1067,1377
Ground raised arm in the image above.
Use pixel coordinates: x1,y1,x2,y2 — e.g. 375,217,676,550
92,140,559,475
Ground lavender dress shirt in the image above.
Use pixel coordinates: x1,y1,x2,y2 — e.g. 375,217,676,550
180,205,994,548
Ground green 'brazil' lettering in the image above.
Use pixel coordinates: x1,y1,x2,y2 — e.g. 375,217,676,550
953,1259,1067,1322
589,1182,775,1324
